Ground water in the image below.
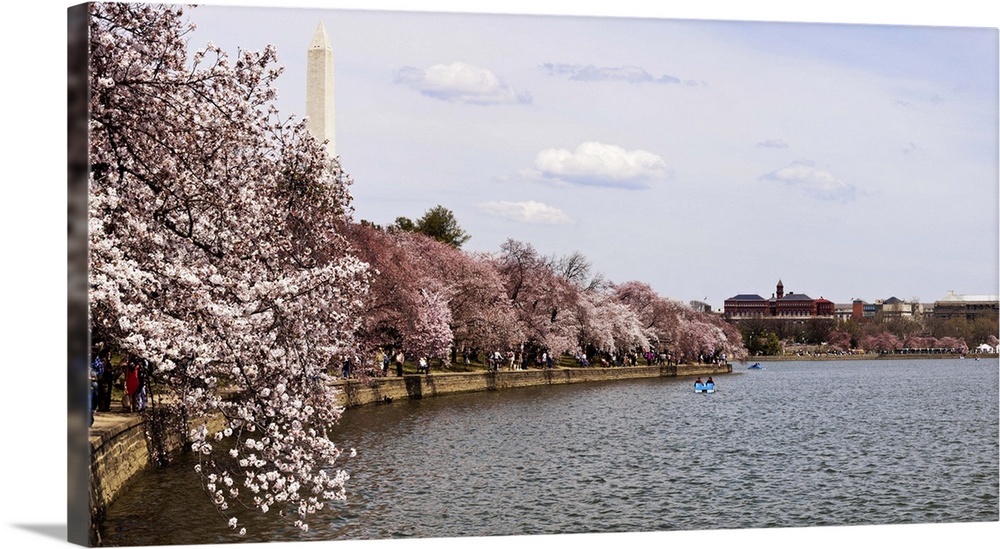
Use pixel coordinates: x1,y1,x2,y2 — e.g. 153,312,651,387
100,359,999,545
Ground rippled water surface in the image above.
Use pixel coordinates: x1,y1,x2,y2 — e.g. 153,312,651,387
101,359,999,545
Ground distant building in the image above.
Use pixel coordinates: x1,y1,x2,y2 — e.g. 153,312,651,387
880,296,921,318
834,303,854,321
851,299,872,321
848,296,921,321
774,292,814,316
723,293,768,318
724,280,834,319
932,291,999,321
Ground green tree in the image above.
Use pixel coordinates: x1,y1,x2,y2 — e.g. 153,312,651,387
739,320,782,356
968,316,1000,347
396,205,471,248
393,216,415,232
762,332,782,355
837,319,863,348
804,318,835,344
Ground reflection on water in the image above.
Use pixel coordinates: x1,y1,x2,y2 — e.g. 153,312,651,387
101,359,999,545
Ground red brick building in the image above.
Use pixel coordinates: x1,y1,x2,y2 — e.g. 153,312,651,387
724,279,835,319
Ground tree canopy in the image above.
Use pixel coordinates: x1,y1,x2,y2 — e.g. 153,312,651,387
394,204,471,248
88,3,364,535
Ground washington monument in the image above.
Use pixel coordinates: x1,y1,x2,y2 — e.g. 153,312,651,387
306,23,335,158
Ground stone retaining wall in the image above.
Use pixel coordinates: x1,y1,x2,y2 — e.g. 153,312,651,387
335,363,732,407
89,414,149,522
88,411,225,545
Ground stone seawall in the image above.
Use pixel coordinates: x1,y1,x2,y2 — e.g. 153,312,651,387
335,363,732,408
88,411,226,545
89,414,150,528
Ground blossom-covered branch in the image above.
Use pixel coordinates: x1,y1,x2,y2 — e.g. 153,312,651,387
88,3,367,534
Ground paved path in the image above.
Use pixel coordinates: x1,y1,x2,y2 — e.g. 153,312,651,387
88,404,148,449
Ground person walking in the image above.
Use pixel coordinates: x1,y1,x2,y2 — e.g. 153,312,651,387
123,358,140,412
377,349,389,377
341,356,352,379
96,348,114,412
395,351,405,377
134,359,149,412
90,351,104,425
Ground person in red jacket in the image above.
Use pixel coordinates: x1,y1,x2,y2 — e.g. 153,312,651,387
124,358,140,412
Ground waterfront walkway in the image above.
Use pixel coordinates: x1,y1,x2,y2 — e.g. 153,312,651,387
90,361,732,435
89,407,142,444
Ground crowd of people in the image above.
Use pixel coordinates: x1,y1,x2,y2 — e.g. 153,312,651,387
336,349,426,379
91,343,724,423
327,345,726,383
330,346,713,381
89,346,151,425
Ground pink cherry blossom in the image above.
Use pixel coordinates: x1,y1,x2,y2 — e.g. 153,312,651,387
89,3,362,533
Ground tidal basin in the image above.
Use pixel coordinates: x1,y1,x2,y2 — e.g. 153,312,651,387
100,358,999,545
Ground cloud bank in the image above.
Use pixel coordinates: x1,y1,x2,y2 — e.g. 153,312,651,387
477,200,573,225
759,161,858,202
527,141,669,189
394,62,531,105
540,63,701,86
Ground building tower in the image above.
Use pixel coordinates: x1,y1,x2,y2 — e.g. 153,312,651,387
306,22,335,158
776,279,784,299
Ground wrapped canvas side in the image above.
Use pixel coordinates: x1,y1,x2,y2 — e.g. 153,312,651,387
67,3,94,546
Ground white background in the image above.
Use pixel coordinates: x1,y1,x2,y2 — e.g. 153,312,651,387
1,1,997,548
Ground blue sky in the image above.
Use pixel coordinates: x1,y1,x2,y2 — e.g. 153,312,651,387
133,2,1000,310
145,2,1000,310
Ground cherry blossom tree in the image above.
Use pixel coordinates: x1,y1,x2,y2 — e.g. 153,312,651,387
903,335,940,350
397,231,521,355
492,239,581,358
672,308,732,362
88,3,367,534
937,336,969,354
408,284,455,360
344,225,519,364
859,332,902,353
551,250,606,291
575,289,649,355
827,329,853,352
674,313,732,363
613,281,680,352
342,222,424,355
612,281,746,363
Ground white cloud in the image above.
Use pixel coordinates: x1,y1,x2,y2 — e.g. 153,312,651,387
394,62,531,105
540,63,692,85
759,161,858,202
528,142,669,189
756,139,789,148
540,63,704,86
477,200,573,225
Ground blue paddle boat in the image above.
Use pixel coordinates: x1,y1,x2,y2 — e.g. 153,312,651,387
694,381,715,393
748,362,763,370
